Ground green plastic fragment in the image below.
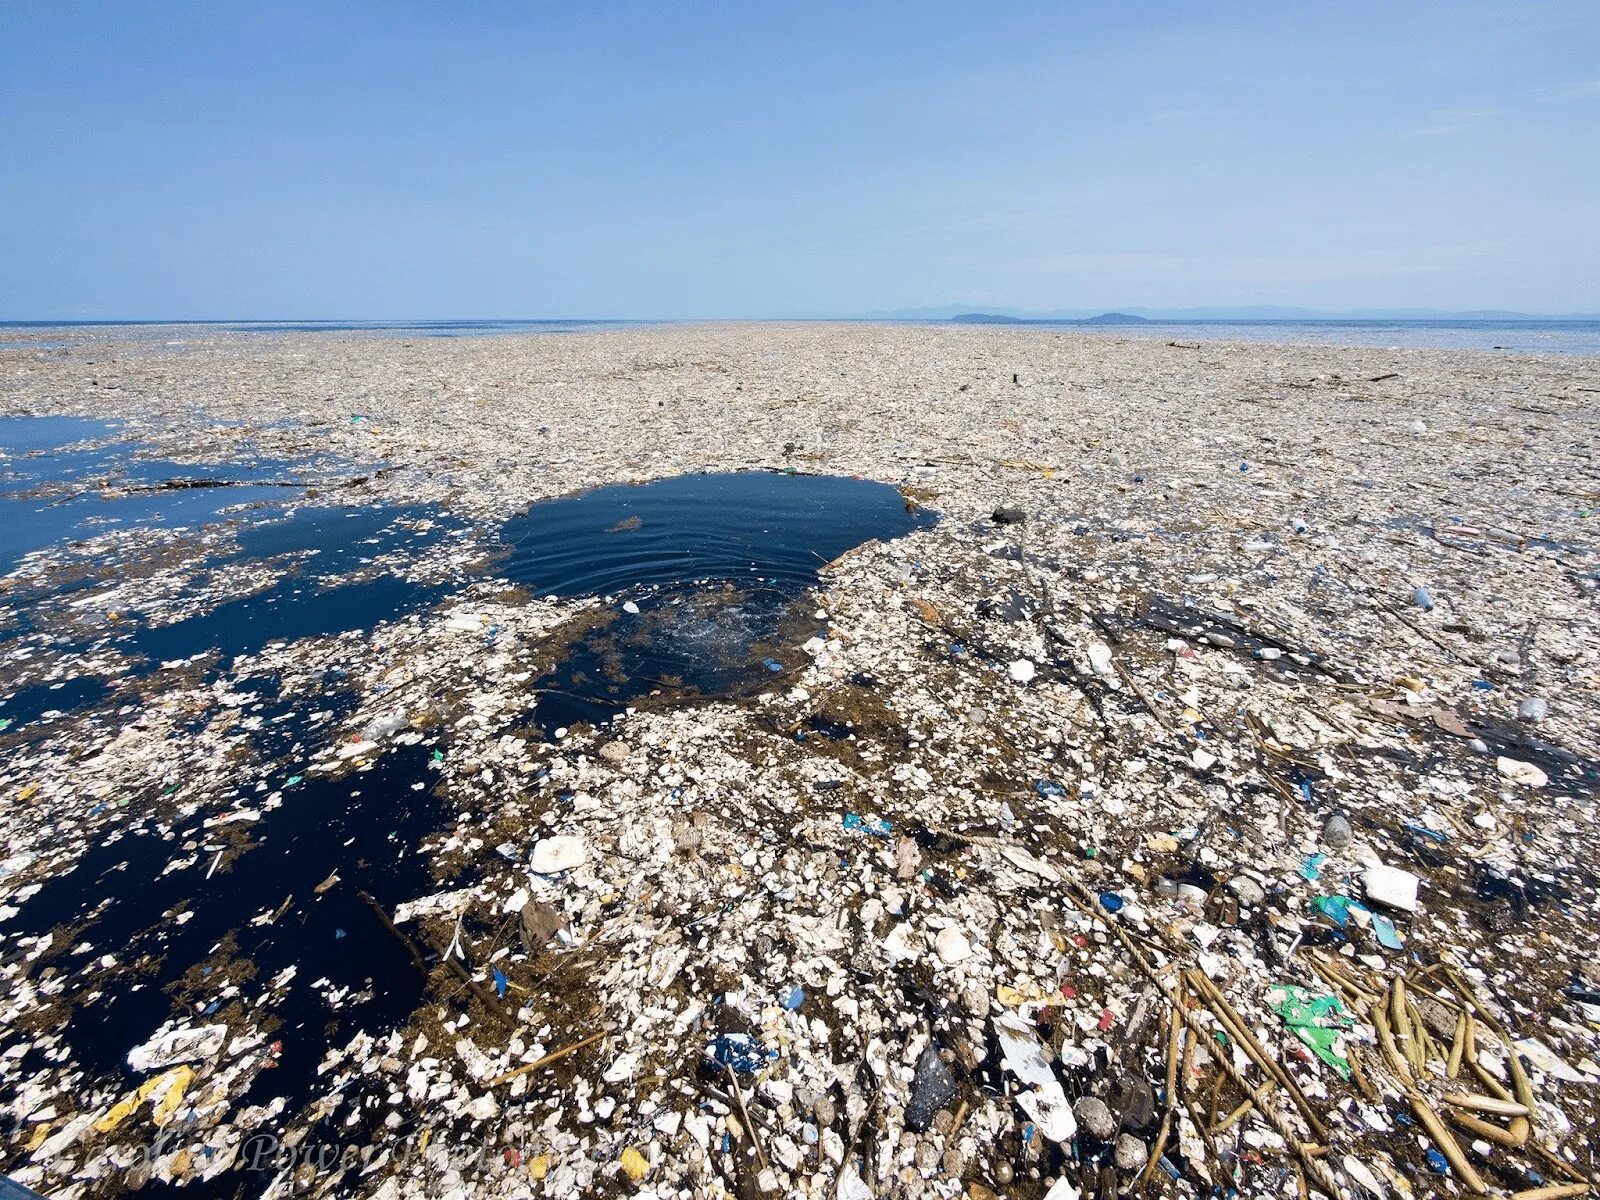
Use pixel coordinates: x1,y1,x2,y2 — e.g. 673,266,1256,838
1268,984,1352,1078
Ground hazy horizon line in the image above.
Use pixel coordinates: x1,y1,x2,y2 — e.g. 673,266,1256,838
6,307,1600,326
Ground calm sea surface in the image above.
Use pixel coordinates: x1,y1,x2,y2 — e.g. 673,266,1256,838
3,318,1598,355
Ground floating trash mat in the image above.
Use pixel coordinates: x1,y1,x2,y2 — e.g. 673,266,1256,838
0,443,937,1195
499,471,936,731
0,419,483,1195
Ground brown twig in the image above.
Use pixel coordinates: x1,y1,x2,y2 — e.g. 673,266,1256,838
726,1063,769,1173
490,1030,610,1086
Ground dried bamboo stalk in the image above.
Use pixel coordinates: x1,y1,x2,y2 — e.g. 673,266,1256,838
1444,1093,1532,1117
1372,1001,1415,1086
1447,1010,1468,1080
1214,1079,1277,1135
1510,1185,1590,1200
1408,1093,1489,1195
1187,969,1330,1141
1443,1105,1528,1149
489,1030,609,1085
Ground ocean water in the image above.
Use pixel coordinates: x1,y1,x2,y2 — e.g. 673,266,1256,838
500,470,937,731
0,318,650,342
937,318,1600,356
4,317,1598,353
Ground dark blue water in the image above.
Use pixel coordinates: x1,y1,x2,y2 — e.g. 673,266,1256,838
120,504,460,668
3,742,442,1141
0,676,110,735
0,430,938,1195
501,471,936,731
0,424,467,1194
503,470,932,595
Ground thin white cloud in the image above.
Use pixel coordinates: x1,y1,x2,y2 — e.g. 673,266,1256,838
1402,105,1500,137
1540,79,1600,100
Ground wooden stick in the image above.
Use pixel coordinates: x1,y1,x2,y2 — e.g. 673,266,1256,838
1372,1000,1415,1086
358,889,427,974
1409,996,1440,1066
1139,985,1186,1187
1179,1011,1200,1100
725,1064,768,1173
489,1030,609,1085
1188,970,1329,1141
1173,1002,1341,1197
1444,1106,1528,1149
1409,1093,1489,1195
1526,1141,1589,1184
1447,1010,1468,1080
1391,981,1424,1076
1468,1058,1516,1102
1202,1061,1227,1131
1443,964,1536,1141
1136,1109,1173,1190
1510,1185,1590,1200
440,950,515,1029
1347,1045,1380,1105
1444,1093,1532,1117
1214,1079,1277,1135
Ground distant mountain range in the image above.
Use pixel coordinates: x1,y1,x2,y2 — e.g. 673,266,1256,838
858,304,1600,322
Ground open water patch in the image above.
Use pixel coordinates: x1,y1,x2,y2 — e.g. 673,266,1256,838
500,470,936,731
0,416,360,575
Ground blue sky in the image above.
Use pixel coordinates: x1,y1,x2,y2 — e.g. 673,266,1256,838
2,1,1596,319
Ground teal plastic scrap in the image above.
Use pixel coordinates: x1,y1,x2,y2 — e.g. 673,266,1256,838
1311,894,1353,927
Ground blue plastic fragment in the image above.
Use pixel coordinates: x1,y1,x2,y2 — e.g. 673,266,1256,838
1035,780,1066,799
779,985,805,1011
1301,853,1328,881
334,928,346,939
1099,892,1125,913
1413,586,1435,611
1405,822,1448,843
711,1033,777,1074
763,657,783,673
1426,1149,1450,1174
493,967,509,997
1369,912,1405,950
